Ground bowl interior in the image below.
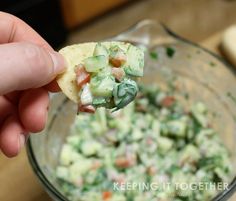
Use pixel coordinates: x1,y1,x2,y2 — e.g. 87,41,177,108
27,21,236,201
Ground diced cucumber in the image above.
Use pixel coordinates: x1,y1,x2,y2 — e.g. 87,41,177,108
131,128,144,141
81,192,102,201
109,45,125,55
151,121,161,136
172,172,195,197
109,46,127,67
99,67,112,76
90,121,104,136
66,135,81,148
92,97,106,106
56,166,69,181
123,45,144,77
157,136,173,152
69,160,92,179
90,75,115,97
191,102,208,127
166,120,187,137
193,102,207,114
83,55,108,73
93,43,109,57
109,194,126,201
179,144,200,164
123,99,135,114
214,167,228,181
96,107,107,132
104,149,116,167
60,144,82,166
81,140,102,156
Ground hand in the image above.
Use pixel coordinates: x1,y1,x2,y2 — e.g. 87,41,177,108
0,12,65,157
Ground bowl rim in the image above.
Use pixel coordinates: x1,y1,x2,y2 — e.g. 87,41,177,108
27,138,69,201
26,19,236,201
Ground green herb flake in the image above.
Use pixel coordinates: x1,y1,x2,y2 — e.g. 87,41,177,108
233,115,236,122
187,54,192,59
166,47,175,58
196,50,201,54
209,61,216,67
149,51,158,60
184,92,189,100
227,92,236,104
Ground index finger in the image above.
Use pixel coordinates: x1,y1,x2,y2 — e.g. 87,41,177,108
0,12,61,92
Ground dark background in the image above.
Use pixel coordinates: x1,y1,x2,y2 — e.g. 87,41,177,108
0,0,67,49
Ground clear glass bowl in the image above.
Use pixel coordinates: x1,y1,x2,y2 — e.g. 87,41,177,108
26,20,236,201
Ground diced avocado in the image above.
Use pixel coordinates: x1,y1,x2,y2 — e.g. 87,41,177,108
80,140,102,156
93,43,109,57
83,55,108,73
123,45,144,77
90,75,115,97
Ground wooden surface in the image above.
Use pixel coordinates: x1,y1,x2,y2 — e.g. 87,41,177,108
60,0,128,29
0,149,52,201
1,0,236,200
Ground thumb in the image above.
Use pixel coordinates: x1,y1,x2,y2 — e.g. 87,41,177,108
0,42,65,95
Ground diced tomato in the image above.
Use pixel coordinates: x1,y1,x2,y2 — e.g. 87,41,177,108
102,191,112,200
115,155,136,168
78,105,95,113
74,177,83,187
161,96,175,107
136,104,147,112
147,166,157,176
111,67,125,81
75,64,90,88
115,157,130,168
91,160,102,170
116,175,126,185
146,137,153,145
109,54,126,67
109,58,122,67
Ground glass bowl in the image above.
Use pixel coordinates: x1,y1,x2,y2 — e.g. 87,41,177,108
27,20,236,201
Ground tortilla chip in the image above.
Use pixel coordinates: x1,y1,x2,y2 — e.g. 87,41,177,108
57,42,130,103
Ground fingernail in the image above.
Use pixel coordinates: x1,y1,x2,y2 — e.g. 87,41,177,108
49,51,66,74
18,134,26,150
